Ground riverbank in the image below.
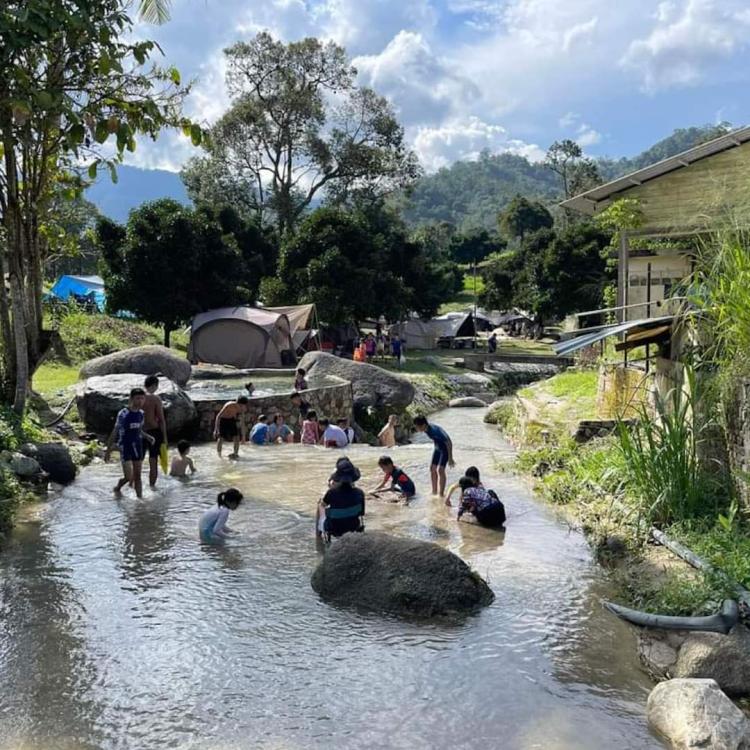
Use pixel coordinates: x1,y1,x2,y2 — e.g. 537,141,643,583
490,367,740,617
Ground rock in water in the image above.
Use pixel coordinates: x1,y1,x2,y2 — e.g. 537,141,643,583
80,345,192,387
647,678,750,749
311,532,494,617
8,452,43,478
297,352,415,410
77,374,197,437
21,443,76,484
674,626,750,697
449,396,487,408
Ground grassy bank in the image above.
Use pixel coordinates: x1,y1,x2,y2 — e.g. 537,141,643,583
496,367,741,616
34,310,189,397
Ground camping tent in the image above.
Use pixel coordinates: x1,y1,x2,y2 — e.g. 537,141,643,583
429,312,476,339
49,275,105,310
261,303,320,354
188,307,296,368
389,319,436,350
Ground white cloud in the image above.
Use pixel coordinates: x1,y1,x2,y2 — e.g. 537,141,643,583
621,0,750,92
562,16,598,52
576,124,602,147
559,111,578,128
412,116,545,172
354,31,480,127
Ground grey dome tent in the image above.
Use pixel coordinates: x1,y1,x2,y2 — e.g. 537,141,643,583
389,319,436,350
188,307,296,368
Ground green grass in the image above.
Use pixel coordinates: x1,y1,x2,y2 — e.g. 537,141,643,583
518,369,599,426
439,272,484,314
33,364,80,394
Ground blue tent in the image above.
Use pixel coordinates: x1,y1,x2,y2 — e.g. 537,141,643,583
49,275,106,310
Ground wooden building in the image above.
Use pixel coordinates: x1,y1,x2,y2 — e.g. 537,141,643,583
562,126,750,321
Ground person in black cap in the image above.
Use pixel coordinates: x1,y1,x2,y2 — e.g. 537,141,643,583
317,457,365,541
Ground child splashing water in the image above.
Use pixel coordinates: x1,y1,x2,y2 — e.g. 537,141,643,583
370,456,416,502
199,488,243,543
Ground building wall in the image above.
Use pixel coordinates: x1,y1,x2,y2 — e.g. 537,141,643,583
626,254,693,320
603,141,750,234
192,378,354,441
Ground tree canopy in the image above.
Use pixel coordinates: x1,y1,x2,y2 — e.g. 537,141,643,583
481,223,614,323
184,32,420,237
275,205,461,324
498,196,553,242
98,200,273,346
0,0,193,411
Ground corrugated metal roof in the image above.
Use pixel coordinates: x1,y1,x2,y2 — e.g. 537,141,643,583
561,126,750,215
553,316,673,356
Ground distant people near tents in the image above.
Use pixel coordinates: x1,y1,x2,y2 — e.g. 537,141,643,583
391,335,402,368
214,396,249,459
488,332,498,354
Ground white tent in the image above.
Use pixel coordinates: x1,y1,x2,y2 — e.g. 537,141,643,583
261,303,319,354
389,319,436,350
188,307,296,368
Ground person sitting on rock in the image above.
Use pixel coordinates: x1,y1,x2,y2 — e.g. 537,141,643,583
371,456,415,501
318,457,365,541
294,368,308,391
457,476,506,528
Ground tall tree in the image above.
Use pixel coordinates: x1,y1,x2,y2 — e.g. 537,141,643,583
0,0,192,412
98,200,263,346
544,139,601,199
498,196,553,242
449,228,503,264
197,32,420,237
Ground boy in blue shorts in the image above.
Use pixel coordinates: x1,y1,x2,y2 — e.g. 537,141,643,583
105,387,155,499
371,456,416,501
413,415,454,498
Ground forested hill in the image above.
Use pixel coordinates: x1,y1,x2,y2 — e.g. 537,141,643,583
402,124,733,232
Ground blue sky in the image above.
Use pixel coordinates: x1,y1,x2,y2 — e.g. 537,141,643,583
128,0,750,172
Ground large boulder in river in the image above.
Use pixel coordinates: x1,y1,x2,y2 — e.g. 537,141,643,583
20,442,76,484
77,374,197,437
449,396,487,408
298,352,415,410
80,345,191,387
647,678,750,749
674,626,750,697
311,531,494,617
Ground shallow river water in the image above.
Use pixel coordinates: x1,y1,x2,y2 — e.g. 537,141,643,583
0,408,664,750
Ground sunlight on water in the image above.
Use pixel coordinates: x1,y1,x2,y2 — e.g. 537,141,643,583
0,409,664,749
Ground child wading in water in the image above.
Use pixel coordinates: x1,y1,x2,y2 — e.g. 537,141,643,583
301,410,320,445
170,440,196,477
378,414,398,448
413,415,454,499
142,375,167,488
371,456,416,501
199,488,243,543
105,387,155,499
213,396,249,458
444,465,482,506
457,476,506,528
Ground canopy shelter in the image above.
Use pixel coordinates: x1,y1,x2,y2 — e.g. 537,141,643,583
429,312,476,339
262,303,320,354
188,307,296,368
389,319,436,350
48,275,105,310
553,316,674,357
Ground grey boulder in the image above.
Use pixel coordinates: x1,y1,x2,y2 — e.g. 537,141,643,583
80,345,192,387
298,352,415,410
311,531,494,617
449,396,487,408
4,452,43,478
647,678,750,749
674,626,750,697
21,442,76,485
77,374,197,437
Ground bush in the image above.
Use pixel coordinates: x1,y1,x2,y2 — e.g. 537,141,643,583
0,406,45,452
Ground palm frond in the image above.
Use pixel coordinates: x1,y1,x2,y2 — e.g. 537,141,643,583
137,0,172,24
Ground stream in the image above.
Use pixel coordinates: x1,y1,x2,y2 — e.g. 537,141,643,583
0,407,664,749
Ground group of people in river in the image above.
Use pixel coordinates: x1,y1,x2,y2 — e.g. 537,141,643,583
103,370,506,545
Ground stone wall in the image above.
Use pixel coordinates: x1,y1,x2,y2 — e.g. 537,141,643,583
192,377,354,441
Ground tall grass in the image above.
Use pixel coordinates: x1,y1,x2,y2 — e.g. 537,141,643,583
616,367,724,527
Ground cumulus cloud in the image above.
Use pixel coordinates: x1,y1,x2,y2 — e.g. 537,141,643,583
412,116,545,172
354,31,480,126
562,16,598,52
621,0,750,92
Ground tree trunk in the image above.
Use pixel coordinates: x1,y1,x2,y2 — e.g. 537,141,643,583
164,325,171,348
9,274,29,414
